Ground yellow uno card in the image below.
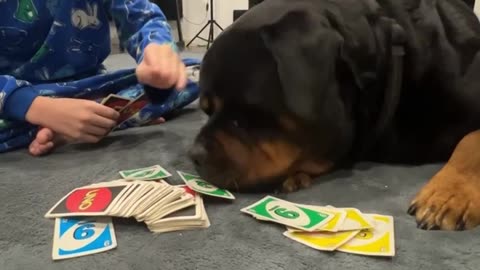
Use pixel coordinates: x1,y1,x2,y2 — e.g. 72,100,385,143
331,207,375,231
283,230,360,251
287,206,347,232
337,214,395,257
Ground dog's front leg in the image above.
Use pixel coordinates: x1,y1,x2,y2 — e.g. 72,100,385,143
408,130,480,230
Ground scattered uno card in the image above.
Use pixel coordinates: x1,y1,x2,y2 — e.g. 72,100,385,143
52,217,117,260
115,93,149,126
337,214,395,257
44,182,131,218
287,205,347,232
283,229,360,252
101,94,132,111
240,196,333,232
119,165,172,180
240,197,394,257
177,171,235,200
329,207,375,231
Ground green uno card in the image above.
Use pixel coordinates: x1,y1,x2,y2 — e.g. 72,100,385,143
240,196,333,231
119,165,171,180
177,171,235,200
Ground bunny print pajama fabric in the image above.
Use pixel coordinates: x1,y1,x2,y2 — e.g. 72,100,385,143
0,0,200,152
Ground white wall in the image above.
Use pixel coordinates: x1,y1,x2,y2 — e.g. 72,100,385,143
181,0,248,46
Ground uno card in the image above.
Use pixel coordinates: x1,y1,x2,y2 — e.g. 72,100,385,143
119,165,172,180
287,206,347,232
44,183,131,218
144,192,195,225
52,217,117,260
177,171,235,200
240,196,334,232
135,187,184,222
101,94,131,111
283,229,360,251
332,207,375,231
109,182,149,217
128,184,173,218
148,193,210,233
115,93,149,126
118,182,157,217
337,214,395,257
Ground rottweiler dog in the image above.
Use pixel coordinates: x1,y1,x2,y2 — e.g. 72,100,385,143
189,0,480,231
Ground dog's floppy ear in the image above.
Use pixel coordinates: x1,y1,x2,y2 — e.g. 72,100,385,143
259,8,360,123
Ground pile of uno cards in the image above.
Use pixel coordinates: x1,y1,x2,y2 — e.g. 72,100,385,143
44,165,235,261
241,196,395,257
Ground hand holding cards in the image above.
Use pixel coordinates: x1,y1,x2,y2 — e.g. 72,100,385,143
241,197,395,257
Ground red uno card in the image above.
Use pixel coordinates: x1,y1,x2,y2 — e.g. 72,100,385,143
44,183,130,218
115,93,149,125
101,94,132,112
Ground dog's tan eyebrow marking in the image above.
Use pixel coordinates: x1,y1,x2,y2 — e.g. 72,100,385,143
278,115,297,131
199,95,210,113
211,96,224,112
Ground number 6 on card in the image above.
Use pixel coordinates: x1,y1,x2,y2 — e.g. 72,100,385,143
240,196,334,231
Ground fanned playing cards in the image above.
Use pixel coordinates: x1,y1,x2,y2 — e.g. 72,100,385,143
241,197,395,257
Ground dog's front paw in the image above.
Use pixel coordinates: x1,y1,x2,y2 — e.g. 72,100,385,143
280,173,312,193
408,165,480,231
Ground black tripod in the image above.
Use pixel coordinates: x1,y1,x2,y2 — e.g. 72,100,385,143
186,0,223,49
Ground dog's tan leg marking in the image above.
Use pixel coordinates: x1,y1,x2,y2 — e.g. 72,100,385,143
408,130,480,231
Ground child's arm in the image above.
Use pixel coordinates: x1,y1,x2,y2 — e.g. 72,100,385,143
0,75,39,121
107,0,176,63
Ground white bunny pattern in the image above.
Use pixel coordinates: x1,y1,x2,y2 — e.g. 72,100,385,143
71,2,101,30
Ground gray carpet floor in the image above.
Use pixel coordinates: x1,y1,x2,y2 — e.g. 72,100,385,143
0,53,479,270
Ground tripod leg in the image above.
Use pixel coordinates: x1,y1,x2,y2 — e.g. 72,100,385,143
207,21,215,49
213,21,224,31
186,22,210,47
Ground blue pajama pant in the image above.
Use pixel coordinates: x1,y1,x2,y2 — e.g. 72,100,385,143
0,58,201,153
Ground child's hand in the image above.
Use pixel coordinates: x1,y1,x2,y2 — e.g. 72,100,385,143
26,97,119,143
135,43,187,90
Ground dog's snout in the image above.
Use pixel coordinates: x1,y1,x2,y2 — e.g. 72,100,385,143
189,143,208,167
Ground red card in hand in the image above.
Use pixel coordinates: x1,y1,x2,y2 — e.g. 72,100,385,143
101,94,132,112
116,93,149,125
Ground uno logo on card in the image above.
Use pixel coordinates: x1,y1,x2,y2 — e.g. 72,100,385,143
265,201,311,226
66,188,112,212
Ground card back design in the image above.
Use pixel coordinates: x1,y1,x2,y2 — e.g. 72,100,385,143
45,185,128,218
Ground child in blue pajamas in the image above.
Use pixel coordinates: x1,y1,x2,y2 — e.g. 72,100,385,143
0,0,200,156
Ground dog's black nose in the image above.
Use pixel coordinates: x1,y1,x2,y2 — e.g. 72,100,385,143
188,143,208,167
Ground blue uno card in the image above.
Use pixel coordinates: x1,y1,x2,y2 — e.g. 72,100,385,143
52,217,117,260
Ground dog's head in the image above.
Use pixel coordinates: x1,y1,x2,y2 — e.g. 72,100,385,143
189,0,374,192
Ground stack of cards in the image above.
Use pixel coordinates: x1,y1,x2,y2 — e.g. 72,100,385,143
44,180,209,233
45,165,238,260
241,196,395,257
